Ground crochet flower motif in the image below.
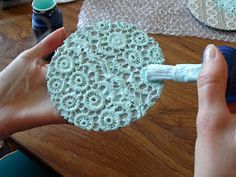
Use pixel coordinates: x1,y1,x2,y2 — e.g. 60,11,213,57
69,72,89,91
99,109,121,131
60,93,79,112
74,114,94,130
108,32,127,49
47,76,65,94
84,90,105,111
46,21,164,131
55,55,74,73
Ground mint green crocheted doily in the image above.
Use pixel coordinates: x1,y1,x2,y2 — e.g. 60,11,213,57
46,21,164,131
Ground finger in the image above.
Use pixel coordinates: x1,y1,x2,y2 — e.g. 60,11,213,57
24,27,66,60
197,44,228,113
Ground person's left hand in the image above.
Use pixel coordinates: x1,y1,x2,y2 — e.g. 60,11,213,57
0,28,67,139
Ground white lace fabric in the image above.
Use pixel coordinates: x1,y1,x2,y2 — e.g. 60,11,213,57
78,0,236,43
56,0,77,4
189,0,236,30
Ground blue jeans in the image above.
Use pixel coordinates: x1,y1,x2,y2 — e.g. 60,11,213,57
0,150,60,177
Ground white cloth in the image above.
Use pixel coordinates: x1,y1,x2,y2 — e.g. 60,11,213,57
0,0,31,9
56,0,77,3
78,0,236,43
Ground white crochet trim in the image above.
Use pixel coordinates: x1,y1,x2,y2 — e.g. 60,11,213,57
78,0,236,43
189,0,236,30
56,0,77,4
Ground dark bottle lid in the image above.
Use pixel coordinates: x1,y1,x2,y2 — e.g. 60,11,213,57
218,46,236,103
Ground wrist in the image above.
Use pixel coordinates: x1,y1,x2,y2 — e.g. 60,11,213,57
0,106,14,140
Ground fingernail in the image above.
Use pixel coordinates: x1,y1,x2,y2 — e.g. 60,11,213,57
60,27,66,39
203,44,217,65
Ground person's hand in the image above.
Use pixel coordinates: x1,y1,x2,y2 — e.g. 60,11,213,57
195,44,236,177
0,28,67,140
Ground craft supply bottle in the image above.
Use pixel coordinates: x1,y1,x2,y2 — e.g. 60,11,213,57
218,46,236,104
32,0,63,60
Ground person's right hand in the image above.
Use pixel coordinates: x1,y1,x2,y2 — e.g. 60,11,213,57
194,44,236,177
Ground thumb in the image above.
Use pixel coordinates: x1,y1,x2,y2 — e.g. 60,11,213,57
23,27,66,60
197,44,228,112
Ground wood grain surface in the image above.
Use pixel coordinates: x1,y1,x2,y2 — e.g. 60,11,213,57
1,1,236,177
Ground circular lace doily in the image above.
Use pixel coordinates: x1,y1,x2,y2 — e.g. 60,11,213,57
188,0,236,30
46,21,164,131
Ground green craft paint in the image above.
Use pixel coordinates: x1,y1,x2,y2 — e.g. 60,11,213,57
32,0,63,61
32,0,56,11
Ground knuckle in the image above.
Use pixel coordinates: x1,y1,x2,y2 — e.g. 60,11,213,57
18,49,34,60
197,72,222,89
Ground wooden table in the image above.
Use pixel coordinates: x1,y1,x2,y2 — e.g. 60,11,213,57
1,1,236,177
